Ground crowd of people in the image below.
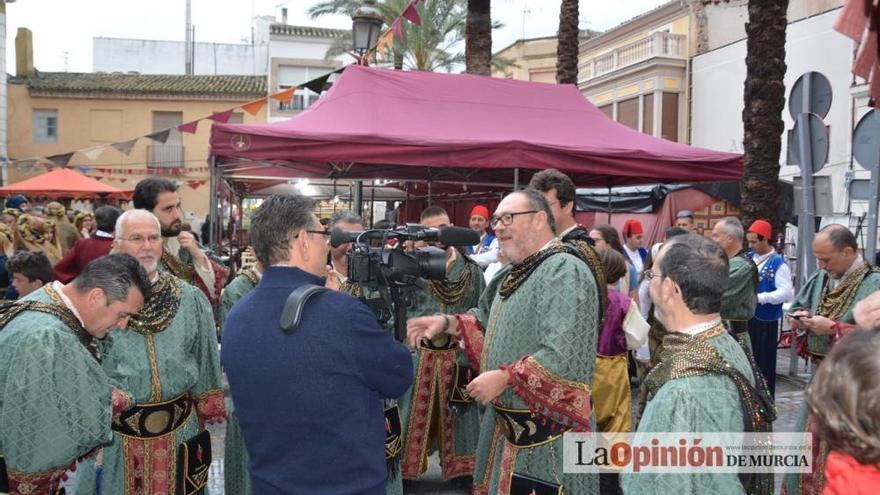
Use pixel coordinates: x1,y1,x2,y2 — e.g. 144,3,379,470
1,169,880,495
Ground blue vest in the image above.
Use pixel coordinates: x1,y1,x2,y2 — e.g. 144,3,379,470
467,233,495,255
753,252,786,321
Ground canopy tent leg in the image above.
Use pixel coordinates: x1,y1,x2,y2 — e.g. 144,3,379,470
369,181,376,226
513,168,520,190
209,155,218,253
404,182,410,225
607,177,613,224
353,180,364,216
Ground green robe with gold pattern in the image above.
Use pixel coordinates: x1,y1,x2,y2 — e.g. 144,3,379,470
458,243,600,495
218,269,260,495
399,249,485,481
74,273,226,495
0,288,119,494
621,326,758,494
722,253,758,355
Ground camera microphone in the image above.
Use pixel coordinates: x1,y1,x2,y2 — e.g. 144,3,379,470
436,226,480,246
330,226,480,248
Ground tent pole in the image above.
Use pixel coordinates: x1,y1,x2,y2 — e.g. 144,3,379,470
209,155,218,252
353,180,363,216
513,168,520,190
405,182,410,225
428,179,432,207
369,182,376,227
607,176,612,224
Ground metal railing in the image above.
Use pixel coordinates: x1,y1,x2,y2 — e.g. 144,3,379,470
147,144,185,168
579,32,687,82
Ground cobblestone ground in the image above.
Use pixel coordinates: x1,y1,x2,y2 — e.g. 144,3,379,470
208,348,810,495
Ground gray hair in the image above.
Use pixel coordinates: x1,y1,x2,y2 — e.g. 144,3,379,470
520,188,556,235
718,216,744,244
73,253,152,302
115,209,161,240
328,210,364,229
250,194,317,266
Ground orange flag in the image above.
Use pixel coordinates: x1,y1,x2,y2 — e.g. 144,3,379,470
240,98,267,115
270,87,296,105
376,30,394,59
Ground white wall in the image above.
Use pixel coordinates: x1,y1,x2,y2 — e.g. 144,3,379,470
93,37,267,75
0,8,7,185
692,8,859,216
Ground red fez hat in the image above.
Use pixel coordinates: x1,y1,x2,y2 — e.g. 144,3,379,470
623,219,644,236
748,220,772,239
470,205,490,220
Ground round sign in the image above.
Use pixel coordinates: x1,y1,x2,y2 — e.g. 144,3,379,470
789,71,833,120
853,109,880,173
789,113,829,174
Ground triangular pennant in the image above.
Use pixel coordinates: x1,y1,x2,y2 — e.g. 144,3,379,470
118,178,128,184
78,167,90,174
401,1,421,26
208,109,234,123
391,17,406,42
15,159,37,172
80,146,106,161
47,152,74,167
111,138,139,156
178,120,200,134
376,30,394,59
146,129,171,144
304,73,331,94
186,180,206,190
240,98,267,115
270,87,295,105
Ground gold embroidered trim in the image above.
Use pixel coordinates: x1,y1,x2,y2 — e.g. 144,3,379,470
161,248,195,283
145,334,163,402
480,299,506,373
129,272,182,335
522,356,592,395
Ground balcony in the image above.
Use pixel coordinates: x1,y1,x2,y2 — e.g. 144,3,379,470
147,144,185,169
579,32,687,83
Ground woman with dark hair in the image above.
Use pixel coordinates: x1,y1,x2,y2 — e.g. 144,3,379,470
590,224,638,298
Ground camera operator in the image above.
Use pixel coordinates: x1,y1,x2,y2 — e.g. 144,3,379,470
399,206,485,488
326,210,367,295
221,194,413,495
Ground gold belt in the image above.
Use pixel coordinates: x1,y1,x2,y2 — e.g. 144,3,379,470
112,394,192,439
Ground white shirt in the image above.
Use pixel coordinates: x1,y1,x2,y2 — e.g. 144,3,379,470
51,281,86,328
94,230,113,239
676,317,723,337
623,244,645,274
557,224,578,240
469,233,499,268
751,251,794,305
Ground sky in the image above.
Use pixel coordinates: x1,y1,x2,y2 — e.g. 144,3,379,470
4,0,671,73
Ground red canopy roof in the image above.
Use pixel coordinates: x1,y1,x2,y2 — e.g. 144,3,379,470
210,66,742,188
0,168,128,199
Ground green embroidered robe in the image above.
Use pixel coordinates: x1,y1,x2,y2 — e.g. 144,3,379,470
74,274,226,495
461,250,600,495
621,329,756,494
722,254,758,354
0,289,115,493
399,250,485,481
218,270,259,495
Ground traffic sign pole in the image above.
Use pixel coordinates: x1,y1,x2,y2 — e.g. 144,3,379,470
796,112,817,281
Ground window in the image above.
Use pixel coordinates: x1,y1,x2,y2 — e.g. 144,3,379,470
617,97,639,130
599,105,613,119
642,94,654,135
33,109,58,144
149,111,184,168
277,65,331,112
661,92,679,142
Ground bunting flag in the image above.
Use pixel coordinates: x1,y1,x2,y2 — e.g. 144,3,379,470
376,30,395,59
240,97,267,115
208,109,234,123
47,152,74,167
146,129,171,144
111,138,139,156
80,146,106,161
15,159,37,173
177,120,200,134
270,87,296,105
118,178,127,184
186,180,207,190
401,1,421,26
391,17,406,42
304,74,331,94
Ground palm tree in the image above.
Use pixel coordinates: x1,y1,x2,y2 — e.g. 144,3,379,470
465,0,491,75
556,0,579,84
740,0,789,231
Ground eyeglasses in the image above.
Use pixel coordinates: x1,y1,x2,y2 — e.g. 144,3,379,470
644,269,659,280
490,210,539,229
120,234,162,245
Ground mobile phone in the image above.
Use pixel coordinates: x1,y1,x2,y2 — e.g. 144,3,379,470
787,307,811,319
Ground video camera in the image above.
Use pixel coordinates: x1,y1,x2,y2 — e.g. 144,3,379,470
330,224,479,340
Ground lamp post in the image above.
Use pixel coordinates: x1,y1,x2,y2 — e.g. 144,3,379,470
351,0,384,66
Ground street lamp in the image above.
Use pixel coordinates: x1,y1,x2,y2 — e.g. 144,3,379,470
351,0,384,65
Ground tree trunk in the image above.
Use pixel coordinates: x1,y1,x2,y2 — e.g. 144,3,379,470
741,0,788,235
465,0,491,75
556,0,579,84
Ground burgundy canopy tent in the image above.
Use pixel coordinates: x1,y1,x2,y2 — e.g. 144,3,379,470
208,65,742,240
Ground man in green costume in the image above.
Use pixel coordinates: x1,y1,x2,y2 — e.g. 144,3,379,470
712,217,758,355
782,224,880,495
622,234,775,494
407,189,601,495
398,206,485,487
0,254,150,494
74,209,226,495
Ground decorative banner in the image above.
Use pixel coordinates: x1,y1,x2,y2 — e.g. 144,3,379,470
376,30,394,59
240,97,267,115
47,152,74,167
111,138,139,156
178,120,200,134
186,180,207,190
208,109,234,123
118,178,127,184
80,146,106,161
270,87,296,105
15,159,37,173
146,129,171,144
304,74,331,94
401,1,421,26
391,17,405,42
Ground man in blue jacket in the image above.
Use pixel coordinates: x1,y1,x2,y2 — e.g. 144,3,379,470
221,193,414,495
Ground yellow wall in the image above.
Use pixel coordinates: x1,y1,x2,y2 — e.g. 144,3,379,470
7,84,266,218
579,13,692,60
492,37,558,81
